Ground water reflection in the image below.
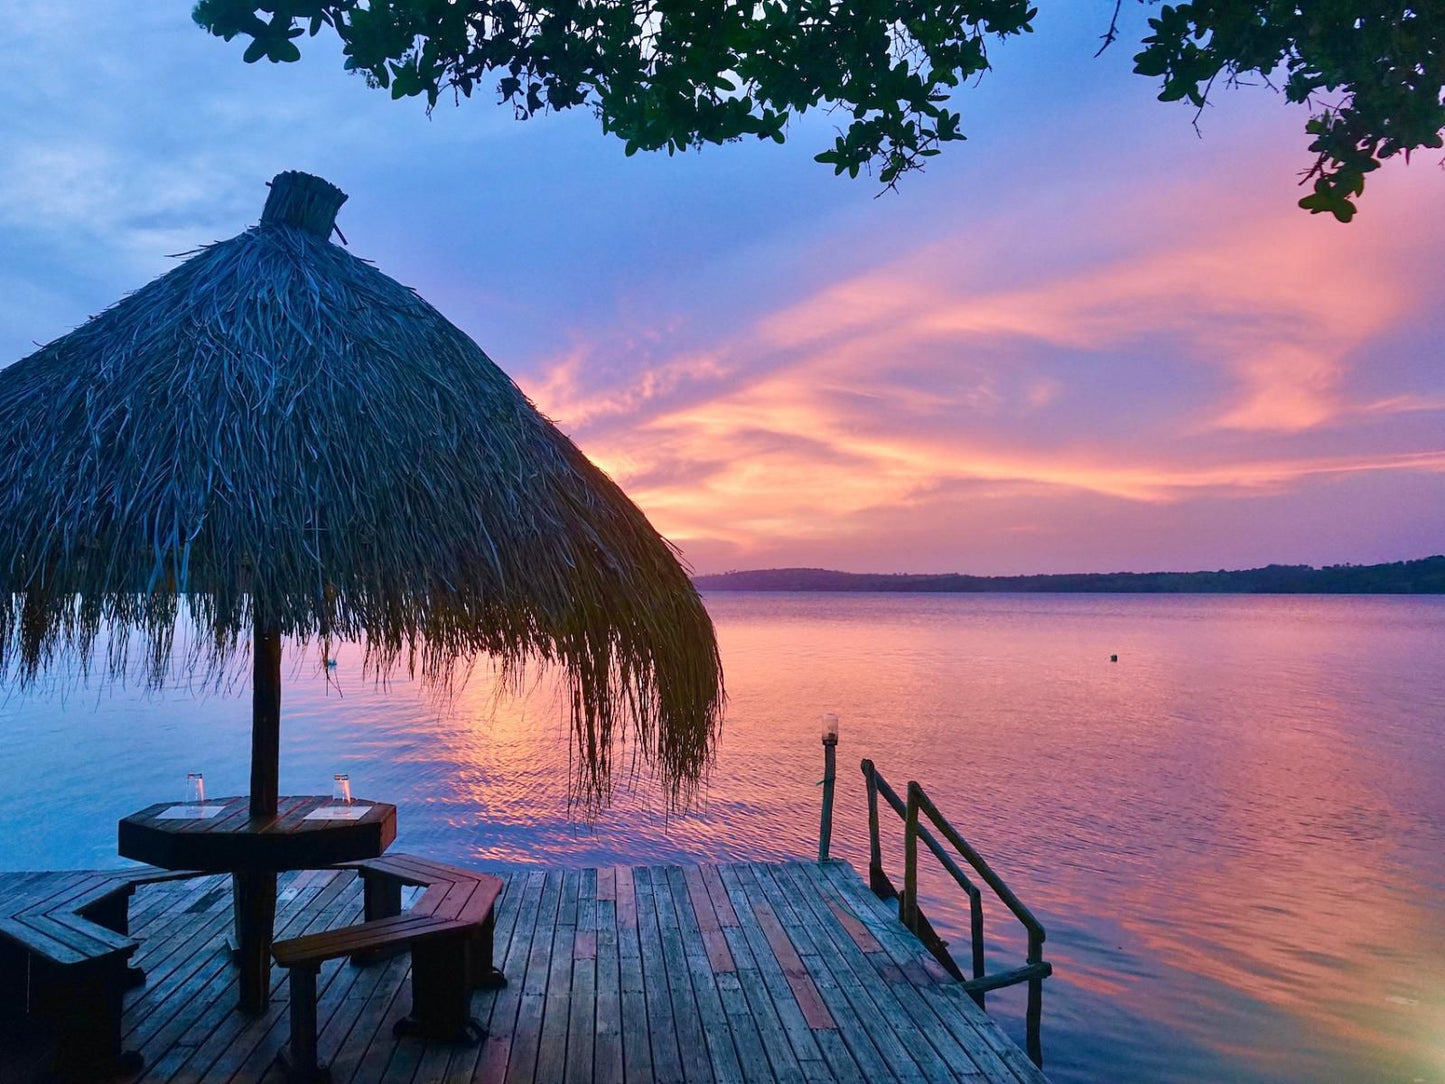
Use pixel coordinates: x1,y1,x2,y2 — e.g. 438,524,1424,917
0,594,1442,1082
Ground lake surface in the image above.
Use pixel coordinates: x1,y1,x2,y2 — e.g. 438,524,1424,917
1,593,1442,1083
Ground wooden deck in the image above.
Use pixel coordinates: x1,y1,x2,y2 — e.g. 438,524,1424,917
0,860,1047,1084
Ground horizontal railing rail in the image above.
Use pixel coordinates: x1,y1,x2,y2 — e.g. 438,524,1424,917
861,758,1053,1069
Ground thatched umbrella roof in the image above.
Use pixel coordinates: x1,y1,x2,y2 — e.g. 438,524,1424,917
0,171,722,810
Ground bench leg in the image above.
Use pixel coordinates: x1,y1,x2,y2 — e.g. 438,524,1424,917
350,871,405,967
362,870,404,921
0,937,27,1019
468,910,507,990
82,887,147,987
394,932,482,1043
232,871,278,1013
277,964,330,1083
46,956,143,1083
81,885,134,936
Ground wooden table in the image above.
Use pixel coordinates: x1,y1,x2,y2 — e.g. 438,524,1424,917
118,795,397,1013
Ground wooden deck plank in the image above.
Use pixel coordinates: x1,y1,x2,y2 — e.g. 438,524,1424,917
167,874,359,1084
614,868,656,1084
505,869,564,1084
2,862,1045,1084
814,862,1035,1084
565,868,599,1084
673,875,765,1084
772,863,957,1083
742,865,893,1084
159,875,360,1084
714,864,828,1073
593,894,625,1084
534,869,579,1084
633,867,683,1084
787,863,983,1082
445,869,536,1084
644,867,713,1084
664,866,748,1084
742,889,835,1032
217,878,370,1084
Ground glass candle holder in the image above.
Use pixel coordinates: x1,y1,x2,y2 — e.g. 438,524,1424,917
822,713,840,742
185,772,205,805
333,773,352,805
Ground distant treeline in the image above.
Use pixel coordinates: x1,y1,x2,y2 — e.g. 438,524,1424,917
693,556,1445,594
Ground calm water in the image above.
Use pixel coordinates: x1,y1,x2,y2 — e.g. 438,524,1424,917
1,593,1442,1083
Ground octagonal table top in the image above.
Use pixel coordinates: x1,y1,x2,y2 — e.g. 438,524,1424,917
118,794,397,873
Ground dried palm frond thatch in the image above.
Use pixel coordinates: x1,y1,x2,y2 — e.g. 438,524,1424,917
0,171,722,808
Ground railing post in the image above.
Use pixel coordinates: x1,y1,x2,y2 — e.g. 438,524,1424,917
862,760,890,898
818,715,838,862
969,891,986,1008
902,782,921,933
1026,931,1044,1068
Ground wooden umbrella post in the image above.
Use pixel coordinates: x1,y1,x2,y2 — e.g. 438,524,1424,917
236,623,283,1012
250,625,282,818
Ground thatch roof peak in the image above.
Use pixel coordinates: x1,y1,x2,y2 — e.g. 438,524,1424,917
0,173,723,804
260,171,348,239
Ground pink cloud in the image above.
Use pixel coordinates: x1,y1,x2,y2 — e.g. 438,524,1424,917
516,164,1445,573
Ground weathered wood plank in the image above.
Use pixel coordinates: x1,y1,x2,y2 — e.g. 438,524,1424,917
773,863,952,1083
682,866,736,976
815,861,1029,1084
565,868,598,1084
744,865,898,1083
615,865,638,932
699,866,739,929
505,869,564,1084
746,895,834,1032
534,869,578,1084
593,895,625,1084
664,866,747,1084
614,868,655,1084
645,867,712,1084
714,864,828,1073
447,869,543,1084
789,862,983,1081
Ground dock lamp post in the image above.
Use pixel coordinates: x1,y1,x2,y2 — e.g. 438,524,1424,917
818,713,840,861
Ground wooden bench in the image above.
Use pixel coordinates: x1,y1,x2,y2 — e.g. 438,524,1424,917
272,855,506,1083
0,865,201,1081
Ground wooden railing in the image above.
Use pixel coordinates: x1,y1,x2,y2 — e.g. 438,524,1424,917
861,758,1053,1068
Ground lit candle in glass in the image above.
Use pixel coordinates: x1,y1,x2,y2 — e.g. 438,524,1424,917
185,772,205,805
333,773,352,805
822,713,839,743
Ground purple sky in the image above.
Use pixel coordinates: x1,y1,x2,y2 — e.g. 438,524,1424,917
2,4,1441,575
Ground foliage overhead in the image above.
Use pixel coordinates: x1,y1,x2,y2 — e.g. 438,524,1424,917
1128,2,1445,222
194,1,1444,219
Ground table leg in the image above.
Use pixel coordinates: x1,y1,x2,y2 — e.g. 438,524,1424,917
232,871,277,1014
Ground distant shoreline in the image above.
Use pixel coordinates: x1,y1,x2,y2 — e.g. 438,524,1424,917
693,556,1445,594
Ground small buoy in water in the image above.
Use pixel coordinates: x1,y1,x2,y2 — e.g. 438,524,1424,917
1110,654,1118,663
326,658,338,669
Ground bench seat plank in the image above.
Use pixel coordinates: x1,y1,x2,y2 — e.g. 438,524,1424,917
272,855,507,1082
0,915,89,966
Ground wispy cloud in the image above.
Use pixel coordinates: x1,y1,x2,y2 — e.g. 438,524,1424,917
522,169,1445,572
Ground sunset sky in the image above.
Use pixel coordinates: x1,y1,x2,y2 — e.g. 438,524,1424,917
3,3,1442,575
